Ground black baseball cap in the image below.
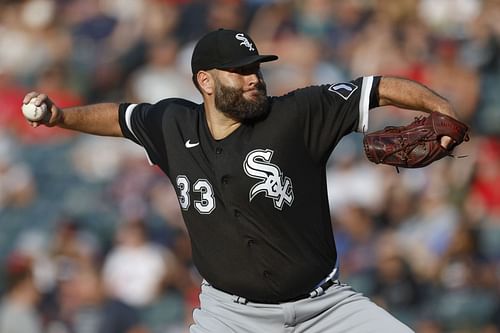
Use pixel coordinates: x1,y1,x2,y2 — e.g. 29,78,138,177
191,29,278,74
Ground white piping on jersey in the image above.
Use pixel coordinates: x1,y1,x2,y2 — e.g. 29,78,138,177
125,104,139,141
125,103,154,166
357,76,373,133
325,265,339,281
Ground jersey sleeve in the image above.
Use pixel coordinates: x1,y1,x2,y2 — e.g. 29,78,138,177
296,76,380,163
118,102,167,166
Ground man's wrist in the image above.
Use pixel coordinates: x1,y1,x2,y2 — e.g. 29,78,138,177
48,107,64,127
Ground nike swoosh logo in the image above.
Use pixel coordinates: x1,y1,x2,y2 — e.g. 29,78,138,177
185,140,200,148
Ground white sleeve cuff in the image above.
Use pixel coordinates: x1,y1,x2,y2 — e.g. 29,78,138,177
357,76,373,133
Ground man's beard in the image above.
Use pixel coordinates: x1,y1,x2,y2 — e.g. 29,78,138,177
214,79,270,123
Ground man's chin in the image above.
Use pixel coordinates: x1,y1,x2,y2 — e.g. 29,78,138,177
241,103,270,122
222,102,269,123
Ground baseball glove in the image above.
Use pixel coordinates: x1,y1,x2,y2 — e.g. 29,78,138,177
363,112,469,169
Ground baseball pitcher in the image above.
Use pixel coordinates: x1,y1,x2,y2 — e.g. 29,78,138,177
22,29,468,332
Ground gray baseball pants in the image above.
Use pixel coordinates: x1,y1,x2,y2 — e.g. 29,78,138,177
190,281,414,333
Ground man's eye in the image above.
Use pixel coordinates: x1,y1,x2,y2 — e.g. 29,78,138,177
228,64,260,75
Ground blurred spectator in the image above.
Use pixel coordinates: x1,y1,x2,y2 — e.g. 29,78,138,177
423,38,479,122
44,259,148,333
294,0,335,40
0,71,28,133
79,268,148,333
102,219,173,308
12,229,57,296
0,253,42,333
395,164,461,280
263,34,346,96
0,1,56,78
106,156,165,220
372,232,422,327
348,18,404,77
326,154,385,214
37,216,103,331
168,228,202,323
376,183,416,229
247,1,295,43
465,138,500,220
128,37,197,103
464,138,500,266
486,302,500,331
93,0,182,102
334,204,378,294
138,227,200,331
471,0,500,135
69,136,145,185
178,0,249,44
418,0,481,38
50,217,101,269
0,130,36,210
397,192,460,280
430,223,498,330
206,0,248,32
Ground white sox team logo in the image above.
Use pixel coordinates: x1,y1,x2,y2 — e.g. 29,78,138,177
328,82,358,100
235,33,255,52
244,149,294,210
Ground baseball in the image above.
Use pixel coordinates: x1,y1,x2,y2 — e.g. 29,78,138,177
22,98,48,122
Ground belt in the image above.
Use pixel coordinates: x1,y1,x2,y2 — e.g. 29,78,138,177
232,277,340,305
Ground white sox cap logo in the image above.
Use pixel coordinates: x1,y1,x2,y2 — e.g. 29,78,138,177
243,149,294,210
235,33,255,52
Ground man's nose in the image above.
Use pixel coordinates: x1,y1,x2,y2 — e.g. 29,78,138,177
247,72,260,87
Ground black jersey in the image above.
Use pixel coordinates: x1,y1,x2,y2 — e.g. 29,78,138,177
118,76,380,303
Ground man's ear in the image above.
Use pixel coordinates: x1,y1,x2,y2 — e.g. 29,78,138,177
197,70,215,95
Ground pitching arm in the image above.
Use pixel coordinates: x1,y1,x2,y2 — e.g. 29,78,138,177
376,77,458,148
377,76,457,118
22,91,123,137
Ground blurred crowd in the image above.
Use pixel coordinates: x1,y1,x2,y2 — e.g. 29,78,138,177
1,0,500,332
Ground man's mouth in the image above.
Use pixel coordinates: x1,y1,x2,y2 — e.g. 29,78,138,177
245,88,264,95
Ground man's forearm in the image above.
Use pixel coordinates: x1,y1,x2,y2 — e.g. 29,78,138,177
59,103,123,137
377,77,457,118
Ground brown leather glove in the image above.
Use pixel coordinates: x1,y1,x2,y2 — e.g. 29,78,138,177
363,112,469,169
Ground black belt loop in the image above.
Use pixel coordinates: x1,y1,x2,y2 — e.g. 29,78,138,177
309,278,337,298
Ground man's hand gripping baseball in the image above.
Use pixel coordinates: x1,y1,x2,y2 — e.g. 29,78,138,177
21,92,122,137
22,92,62,128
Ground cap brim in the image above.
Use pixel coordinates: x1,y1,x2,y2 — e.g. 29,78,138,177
217,54,278,69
